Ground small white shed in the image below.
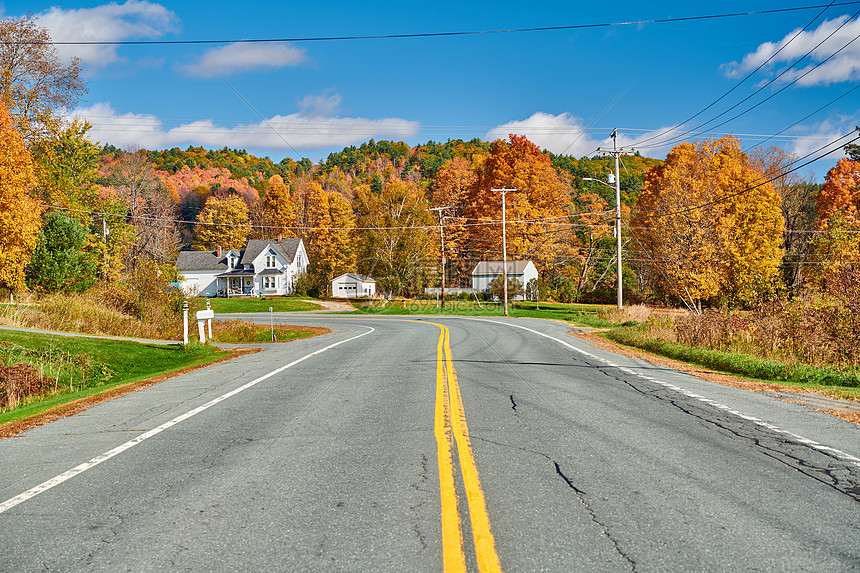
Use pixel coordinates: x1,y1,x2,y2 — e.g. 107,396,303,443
330,273,377,298
471,261,538,301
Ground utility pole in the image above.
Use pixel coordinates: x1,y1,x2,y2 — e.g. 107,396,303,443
493,188,516,317
429,206,452,310
596,129,631,310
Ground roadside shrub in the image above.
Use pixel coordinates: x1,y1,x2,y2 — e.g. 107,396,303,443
0,342,115,410
0,364,54,409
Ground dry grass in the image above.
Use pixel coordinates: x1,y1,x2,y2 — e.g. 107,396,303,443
0,287,183,341
598,304,652,324
211,320,330,343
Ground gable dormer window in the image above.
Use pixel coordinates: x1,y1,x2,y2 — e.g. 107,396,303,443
228,254,237,270
266,254,277,268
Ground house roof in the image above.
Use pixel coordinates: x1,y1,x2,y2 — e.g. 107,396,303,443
257,269,284,276
176,250,229,271
216,270,255,278
330,273,376,284
472,261,534,275
240,238,302,266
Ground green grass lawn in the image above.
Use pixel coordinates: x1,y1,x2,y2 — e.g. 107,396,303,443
0,329,228,425
198,297,321,313
353,299,614,327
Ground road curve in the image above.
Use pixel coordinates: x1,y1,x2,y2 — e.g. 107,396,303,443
1,315,858,572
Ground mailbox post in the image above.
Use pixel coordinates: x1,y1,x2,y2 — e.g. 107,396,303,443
206,299,213,339
182,301,189,345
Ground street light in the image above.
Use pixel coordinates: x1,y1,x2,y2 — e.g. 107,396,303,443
582,170,623,310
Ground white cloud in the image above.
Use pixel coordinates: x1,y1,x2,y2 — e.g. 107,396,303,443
485,112,605,157
783,114,860,162
68,99,420,153
181,43,307,78
298,92,341,117
486,112,680,158
723,14,860,86
34,0,178,70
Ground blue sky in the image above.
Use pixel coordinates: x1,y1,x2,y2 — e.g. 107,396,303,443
5,0,860,180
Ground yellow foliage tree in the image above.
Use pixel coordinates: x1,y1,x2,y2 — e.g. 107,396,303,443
304,182,356,291
0,102,42,290
193,195,250,251
354,178,434,295
257,174,296,239
632,137,784,310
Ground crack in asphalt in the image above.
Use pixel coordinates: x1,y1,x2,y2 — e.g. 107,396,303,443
82,503,124,566
509,395,518,414
599,367,860,503
554,461,637,572
475,436,636,571
409,453,430,551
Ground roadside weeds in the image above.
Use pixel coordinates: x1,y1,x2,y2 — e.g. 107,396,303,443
570,329,860,427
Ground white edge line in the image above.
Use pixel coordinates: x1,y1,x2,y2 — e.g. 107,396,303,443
0,326,376,515
464,318,860,469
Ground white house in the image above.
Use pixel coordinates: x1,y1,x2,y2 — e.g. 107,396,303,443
330,273,376,298
471,261,538,301
177,238,308,297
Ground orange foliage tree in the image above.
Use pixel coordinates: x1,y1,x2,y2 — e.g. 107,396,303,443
569,190,615,294
0,102,43,290
431,157,477,286
632,137,784,310
463,135,573,273
809,158,860,283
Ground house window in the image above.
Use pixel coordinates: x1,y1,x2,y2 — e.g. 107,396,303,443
264,276,276,289
266,254,277,268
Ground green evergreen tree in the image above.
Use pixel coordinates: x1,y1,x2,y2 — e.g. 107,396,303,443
26,211,98,292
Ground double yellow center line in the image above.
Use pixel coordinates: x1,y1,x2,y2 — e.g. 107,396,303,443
431,321,502,573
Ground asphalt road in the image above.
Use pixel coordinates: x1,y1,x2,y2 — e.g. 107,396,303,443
1,315,859,572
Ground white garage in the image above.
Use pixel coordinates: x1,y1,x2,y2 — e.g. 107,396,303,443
330,273,377,298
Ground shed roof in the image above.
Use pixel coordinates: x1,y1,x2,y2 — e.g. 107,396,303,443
330,273,377,284
472,261,533,275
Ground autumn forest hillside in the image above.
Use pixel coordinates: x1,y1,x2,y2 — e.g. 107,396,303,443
91,135,668,300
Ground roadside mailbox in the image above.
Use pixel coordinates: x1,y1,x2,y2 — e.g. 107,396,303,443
196,309,214,343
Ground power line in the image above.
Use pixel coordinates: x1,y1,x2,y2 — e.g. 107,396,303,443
631,1,837,150
637,6,860,151
22,4,860,46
